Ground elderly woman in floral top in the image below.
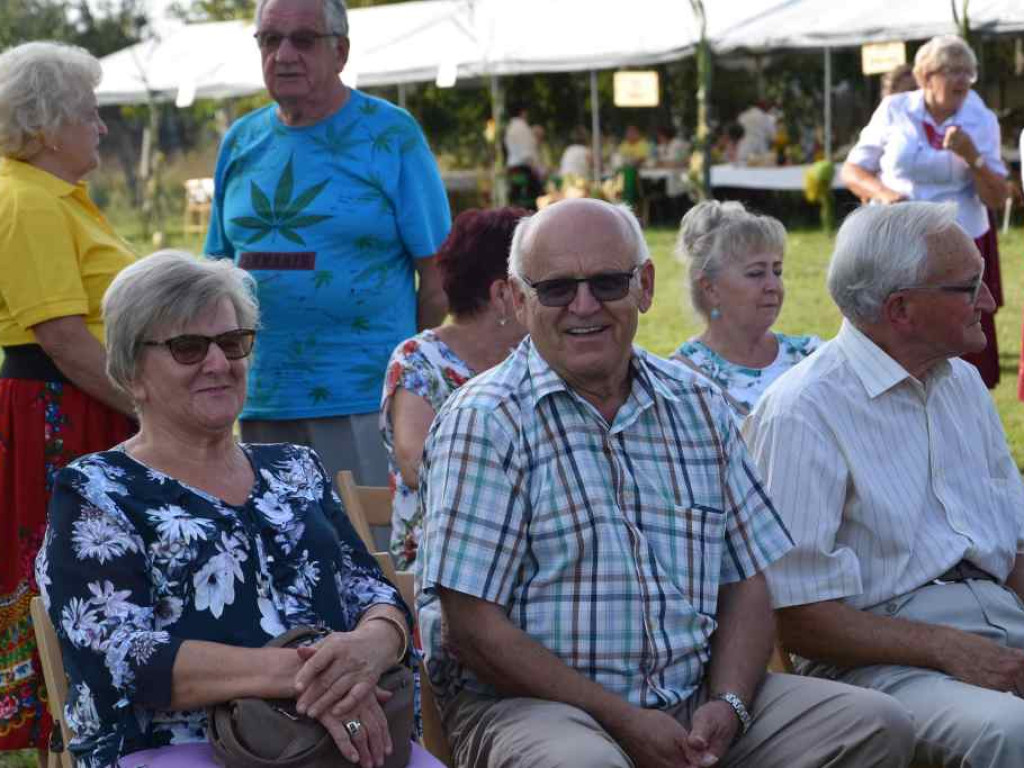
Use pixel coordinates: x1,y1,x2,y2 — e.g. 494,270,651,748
381,208,527,569
672,200,820,417
37,252,413,768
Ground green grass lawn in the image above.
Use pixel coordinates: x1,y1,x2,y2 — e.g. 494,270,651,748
2,221,1023,768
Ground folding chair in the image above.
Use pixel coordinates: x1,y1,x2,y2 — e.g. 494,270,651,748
336,469,393,555
30,596,75,768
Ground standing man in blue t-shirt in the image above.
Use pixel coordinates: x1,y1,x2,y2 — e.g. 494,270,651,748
205,0,450,485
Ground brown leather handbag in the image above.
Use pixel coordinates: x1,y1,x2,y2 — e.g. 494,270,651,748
208,626,414,768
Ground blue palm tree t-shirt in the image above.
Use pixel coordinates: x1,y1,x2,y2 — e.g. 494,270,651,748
205,90,450,420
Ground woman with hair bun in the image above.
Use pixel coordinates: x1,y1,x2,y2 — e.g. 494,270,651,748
671,200,820,417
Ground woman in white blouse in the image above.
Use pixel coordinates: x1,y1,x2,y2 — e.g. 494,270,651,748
842,34,1009,387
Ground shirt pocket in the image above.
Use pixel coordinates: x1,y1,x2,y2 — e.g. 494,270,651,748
651,503,728,618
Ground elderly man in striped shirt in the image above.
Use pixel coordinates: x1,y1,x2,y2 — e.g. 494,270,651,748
417,198,913,768
746,201,1024,768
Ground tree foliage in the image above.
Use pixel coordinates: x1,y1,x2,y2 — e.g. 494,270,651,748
0,0,148,54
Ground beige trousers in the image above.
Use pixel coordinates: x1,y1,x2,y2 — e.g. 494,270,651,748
803,579,1024,768
443,673,914,768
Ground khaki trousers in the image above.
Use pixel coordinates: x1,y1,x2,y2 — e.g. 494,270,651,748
803,579,1024,768
444,673,914,768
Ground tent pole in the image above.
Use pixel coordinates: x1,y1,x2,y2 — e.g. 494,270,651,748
823,46,833,160
397,82,407,110
490,74,508,206
590,69,602,182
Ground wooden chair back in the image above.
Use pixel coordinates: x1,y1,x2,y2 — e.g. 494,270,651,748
369,553,453,766
337,470,393,554
30,596,75,768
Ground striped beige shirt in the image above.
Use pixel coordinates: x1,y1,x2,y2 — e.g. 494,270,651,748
744,320,1024,611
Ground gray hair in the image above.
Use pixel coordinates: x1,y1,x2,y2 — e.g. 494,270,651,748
913,34,977,86
0,41,101,160
674,200,786,320
255,0,349,36
827,202,960,325
507,200,650,282
102,251,259,394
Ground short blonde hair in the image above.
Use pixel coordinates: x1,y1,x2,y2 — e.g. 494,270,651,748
674,200,786,320
0,41,102,160
913,35,977,87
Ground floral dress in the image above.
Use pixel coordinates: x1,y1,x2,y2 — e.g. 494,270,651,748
381,330,474,569
672,333,822,416
35,443,408,768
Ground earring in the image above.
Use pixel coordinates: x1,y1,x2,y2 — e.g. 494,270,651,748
710,307,722,320
497,316,508,327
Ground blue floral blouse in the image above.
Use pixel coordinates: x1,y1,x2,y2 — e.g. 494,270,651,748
36,442,408,768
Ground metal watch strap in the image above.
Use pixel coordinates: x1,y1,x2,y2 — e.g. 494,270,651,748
972,154,986,170
714,692,752,735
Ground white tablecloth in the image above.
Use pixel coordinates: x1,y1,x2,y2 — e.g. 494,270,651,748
710,164,845,191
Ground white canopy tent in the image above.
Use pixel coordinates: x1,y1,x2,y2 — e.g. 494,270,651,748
96,0,799,105
716,0,1024,53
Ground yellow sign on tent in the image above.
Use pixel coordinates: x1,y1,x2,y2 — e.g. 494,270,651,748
861,41,907,76
614,71,660,108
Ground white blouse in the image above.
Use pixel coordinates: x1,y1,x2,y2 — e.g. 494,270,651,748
846,89,1007,238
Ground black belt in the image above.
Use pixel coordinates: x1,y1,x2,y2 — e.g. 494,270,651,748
0,344,69,384
933,560,998,585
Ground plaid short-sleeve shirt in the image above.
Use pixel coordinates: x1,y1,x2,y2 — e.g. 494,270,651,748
418,339,793,710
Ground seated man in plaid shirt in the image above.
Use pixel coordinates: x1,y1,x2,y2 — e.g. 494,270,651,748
417,198,914,768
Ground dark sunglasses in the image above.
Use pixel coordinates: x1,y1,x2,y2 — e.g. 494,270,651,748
142,329,256,365
254,31,338,52
522,266,639,307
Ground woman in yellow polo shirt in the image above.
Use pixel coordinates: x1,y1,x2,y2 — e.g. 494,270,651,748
0,41,136,756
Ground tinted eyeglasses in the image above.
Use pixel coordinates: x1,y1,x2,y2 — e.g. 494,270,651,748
522,266,640,307
254,31,338,52
143,329,256,365
898,273,984,305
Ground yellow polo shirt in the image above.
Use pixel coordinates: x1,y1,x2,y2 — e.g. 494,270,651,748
0,158,136,346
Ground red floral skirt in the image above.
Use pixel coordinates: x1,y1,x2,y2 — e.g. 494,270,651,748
962,225,1002,389
0,378,133,751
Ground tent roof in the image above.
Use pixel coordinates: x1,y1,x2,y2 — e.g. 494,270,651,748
96,0,1024,106
716,0,1024,52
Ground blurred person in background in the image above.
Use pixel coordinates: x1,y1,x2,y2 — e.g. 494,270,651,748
381,208,527,570
558,126,591,181
842,34,1009,388
881,63,916,99
672,201,820,417
0,40,136,759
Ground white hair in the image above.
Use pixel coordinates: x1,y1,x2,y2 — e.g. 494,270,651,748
507,200,649,282
674,200,786,320
0,41,101,160
913,34,977,86
827,202,961,325
255,0,349,36
103,251,259,395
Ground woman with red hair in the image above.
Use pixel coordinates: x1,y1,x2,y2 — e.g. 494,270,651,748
380,208,527,569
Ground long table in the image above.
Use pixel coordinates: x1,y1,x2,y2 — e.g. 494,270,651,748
640,164,847,193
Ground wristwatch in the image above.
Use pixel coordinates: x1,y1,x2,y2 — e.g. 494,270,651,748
714,692,752,735
972,155,986,170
